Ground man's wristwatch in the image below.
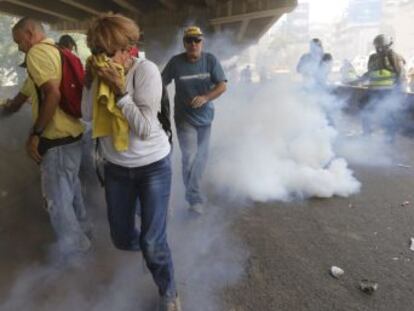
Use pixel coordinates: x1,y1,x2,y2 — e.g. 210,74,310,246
31,127,44,137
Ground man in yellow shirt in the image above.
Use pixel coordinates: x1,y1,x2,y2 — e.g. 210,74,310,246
11,17,91,257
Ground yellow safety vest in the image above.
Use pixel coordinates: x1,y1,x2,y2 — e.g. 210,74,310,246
368,69,396,88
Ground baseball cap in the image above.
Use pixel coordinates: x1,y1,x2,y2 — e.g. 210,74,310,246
184,26,203,38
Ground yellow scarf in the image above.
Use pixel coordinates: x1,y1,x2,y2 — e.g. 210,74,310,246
89,55,129,152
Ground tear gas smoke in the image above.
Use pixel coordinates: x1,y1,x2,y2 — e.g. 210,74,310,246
0,177,246,311
206,80,361,202
334,88,412,166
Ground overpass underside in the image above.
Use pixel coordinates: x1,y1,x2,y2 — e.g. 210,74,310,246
0,0,296,57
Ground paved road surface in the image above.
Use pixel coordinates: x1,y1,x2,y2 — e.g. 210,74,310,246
1,109,414,310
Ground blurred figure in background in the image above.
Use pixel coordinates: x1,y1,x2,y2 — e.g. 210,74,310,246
240,64,252,83
340,59,360,85
360,35,406,141
363,34,406,89
58,34,78,53
296,38,324,87
407,66,414,92
317,52,333,89
297,38,334,91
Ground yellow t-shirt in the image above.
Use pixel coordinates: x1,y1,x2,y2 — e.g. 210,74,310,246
20,78,35,99
26,38,84,139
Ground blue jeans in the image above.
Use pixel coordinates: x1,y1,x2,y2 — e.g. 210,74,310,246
104,155,176,299
176,120,211,205
40,140,92,255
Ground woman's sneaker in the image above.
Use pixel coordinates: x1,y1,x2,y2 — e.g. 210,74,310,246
158,295,182,311
189,203,204,215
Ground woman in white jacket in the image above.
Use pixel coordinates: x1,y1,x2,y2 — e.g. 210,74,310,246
82,13,180,311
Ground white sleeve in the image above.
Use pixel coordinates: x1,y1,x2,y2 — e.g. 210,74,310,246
116,61,162,139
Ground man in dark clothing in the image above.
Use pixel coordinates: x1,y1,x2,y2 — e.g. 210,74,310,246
364,34,405,88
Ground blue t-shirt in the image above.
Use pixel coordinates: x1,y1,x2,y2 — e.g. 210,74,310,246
162,52,226,126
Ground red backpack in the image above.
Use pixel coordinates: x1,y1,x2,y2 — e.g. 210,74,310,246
28,43,84,118
57,47,84,118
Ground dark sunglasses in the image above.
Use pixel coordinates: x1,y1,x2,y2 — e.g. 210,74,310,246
91,48,114,57
184,37,202,44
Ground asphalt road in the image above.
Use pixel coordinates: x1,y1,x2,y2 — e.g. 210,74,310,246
224,141,414,311
1,108,414,311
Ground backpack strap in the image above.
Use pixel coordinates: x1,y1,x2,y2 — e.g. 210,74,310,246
160,85,173,144
94,138,105,187
131,59,173,144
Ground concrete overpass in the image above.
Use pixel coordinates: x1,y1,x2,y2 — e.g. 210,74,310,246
0,0,297,59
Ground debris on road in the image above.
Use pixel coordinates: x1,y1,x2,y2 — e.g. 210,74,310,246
410,238,414,251
397,163,412,169
0,190,7,198
359,279,378,294
330,266,344,279
401,201,411,207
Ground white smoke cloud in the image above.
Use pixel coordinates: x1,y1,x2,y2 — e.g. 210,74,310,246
333,87,411,167
0,187,246,311
206,80,361,202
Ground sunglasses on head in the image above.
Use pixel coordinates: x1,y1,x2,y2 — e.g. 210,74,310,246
184,37,202,44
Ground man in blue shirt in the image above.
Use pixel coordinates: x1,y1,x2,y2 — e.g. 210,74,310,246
162,26,227,214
